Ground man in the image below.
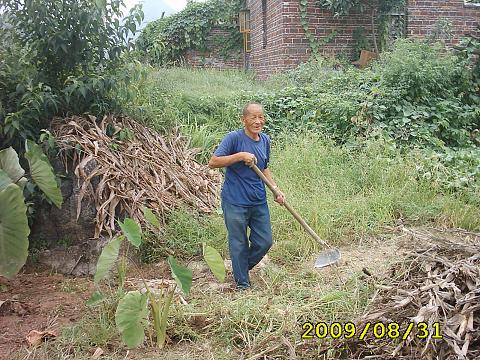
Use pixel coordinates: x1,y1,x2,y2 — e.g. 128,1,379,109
208,102,285,290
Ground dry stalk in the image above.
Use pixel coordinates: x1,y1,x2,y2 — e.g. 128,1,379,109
325,227,480,359
52,114,222,238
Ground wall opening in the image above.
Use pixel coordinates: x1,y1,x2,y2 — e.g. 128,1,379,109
262,0,267,48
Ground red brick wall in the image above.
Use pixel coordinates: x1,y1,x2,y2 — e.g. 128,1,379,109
186,1,480,78
247,0,378,79
247,0,286,79
246,0,480,79
281,0,376,67
407,0,480,45
185,28,244,69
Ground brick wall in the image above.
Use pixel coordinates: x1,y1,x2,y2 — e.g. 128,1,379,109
407,0,480,45
247,0,378,79
185,28,244,69
247,0,286,79
189,1,480,78
281,0,376,68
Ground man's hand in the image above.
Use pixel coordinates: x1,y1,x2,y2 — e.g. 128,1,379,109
273,188,286,205
239,152,257,167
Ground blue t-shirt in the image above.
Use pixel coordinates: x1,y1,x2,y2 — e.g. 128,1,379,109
214,129,271,207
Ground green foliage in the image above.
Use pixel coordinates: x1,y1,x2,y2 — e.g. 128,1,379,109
94,236,124,285
0,147,25,185
93,214,225,349
455,25,480,104
352,27,372,58
118,218,142,248
143,206,160,229
316,0,403,17
1,0,141,87
24,140,63,207
168,256,193,296
0,143,62,278
316,0,406,52
135,0,242,66
365,40,478,147
299,0,337,55
203,244,226,282
267,135,479,265
115,290,149,348
149,285,174,349
0,0,143,148
0,184,30,278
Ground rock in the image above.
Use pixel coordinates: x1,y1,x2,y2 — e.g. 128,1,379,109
29,157,102,276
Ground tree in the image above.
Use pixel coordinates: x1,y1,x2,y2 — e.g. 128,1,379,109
0,0,143,148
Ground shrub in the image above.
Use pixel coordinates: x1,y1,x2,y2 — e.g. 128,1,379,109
0,0,143,148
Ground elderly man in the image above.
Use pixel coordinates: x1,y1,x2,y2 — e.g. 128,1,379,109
208,102,285,290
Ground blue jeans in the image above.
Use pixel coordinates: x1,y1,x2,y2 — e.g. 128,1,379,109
221,199,273,288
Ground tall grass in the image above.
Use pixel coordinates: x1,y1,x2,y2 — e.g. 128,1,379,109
116,65,263,133
267,134,480,264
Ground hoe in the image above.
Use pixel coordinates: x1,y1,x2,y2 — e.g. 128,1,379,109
252,164,341,268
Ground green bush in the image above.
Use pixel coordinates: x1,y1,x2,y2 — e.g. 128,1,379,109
365,40,478,147
0,0,143,148
135,0,242,66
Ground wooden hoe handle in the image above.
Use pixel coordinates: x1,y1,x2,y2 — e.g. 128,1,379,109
251,164,330,248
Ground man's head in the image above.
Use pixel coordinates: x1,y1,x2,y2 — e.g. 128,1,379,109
241,102,265,138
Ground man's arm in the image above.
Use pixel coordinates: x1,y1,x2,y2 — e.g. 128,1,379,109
262,168,285,204
208,152,257,169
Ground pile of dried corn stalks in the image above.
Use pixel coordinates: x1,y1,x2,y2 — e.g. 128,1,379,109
332,227,479,359
52,114,221,238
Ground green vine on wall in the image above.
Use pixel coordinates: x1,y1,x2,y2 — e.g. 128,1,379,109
299,0,337,56
316,0,407,53
135,0,242,66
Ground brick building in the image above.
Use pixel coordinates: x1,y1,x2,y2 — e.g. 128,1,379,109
184,1,480,78
244,0,480,79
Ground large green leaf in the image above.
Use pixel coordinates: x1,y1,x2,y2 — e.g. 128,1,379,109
115,291,148,348
203,244,226,283
0,147,25,183
0,169,13,192
0,184,30,278
94,236,124,284
118,218,142,248
168,256,192,296
24,140,63,208
143,206,160,230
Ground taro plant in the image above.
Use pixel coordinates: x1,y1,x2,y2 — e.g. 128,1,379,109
0,140,63,278
91,207,225,349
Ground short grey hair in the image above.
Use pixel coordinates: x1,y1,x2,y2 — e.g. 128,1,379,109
242,102,264,117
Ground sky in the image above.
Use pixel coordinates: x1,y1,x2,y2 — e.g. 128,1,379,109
123,0,206,24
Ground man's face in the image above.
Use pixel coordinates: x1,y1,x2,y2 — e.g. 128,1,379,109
242,104,265,136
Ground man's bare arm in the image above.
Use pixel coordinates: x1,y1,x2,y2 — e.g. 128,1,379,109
208,152,256,169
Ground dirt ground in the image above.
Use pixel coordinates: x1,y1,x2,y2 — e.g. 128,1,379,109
0,271,93,360
0,231,408,360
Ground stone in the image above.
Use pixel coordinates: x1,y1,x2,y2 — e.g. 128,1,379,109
29,157,102,276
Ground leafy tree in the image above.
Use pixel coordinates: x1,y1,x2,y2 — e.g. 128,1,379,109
1,0,142,87
0,0,143,148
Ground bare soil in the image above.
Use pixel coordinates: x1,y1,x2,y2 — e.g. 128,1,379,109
0,271,93,360
0,229,410,360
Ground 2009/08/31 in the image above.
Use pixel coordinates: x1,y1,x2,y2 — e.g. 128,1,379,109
301,322,443,340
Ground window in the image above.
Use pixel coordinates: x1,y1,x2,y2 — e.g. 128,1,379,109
262,0,267,49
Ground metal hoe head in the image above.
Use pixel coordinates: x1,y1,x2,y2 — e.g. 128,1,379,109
314,248,341,268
